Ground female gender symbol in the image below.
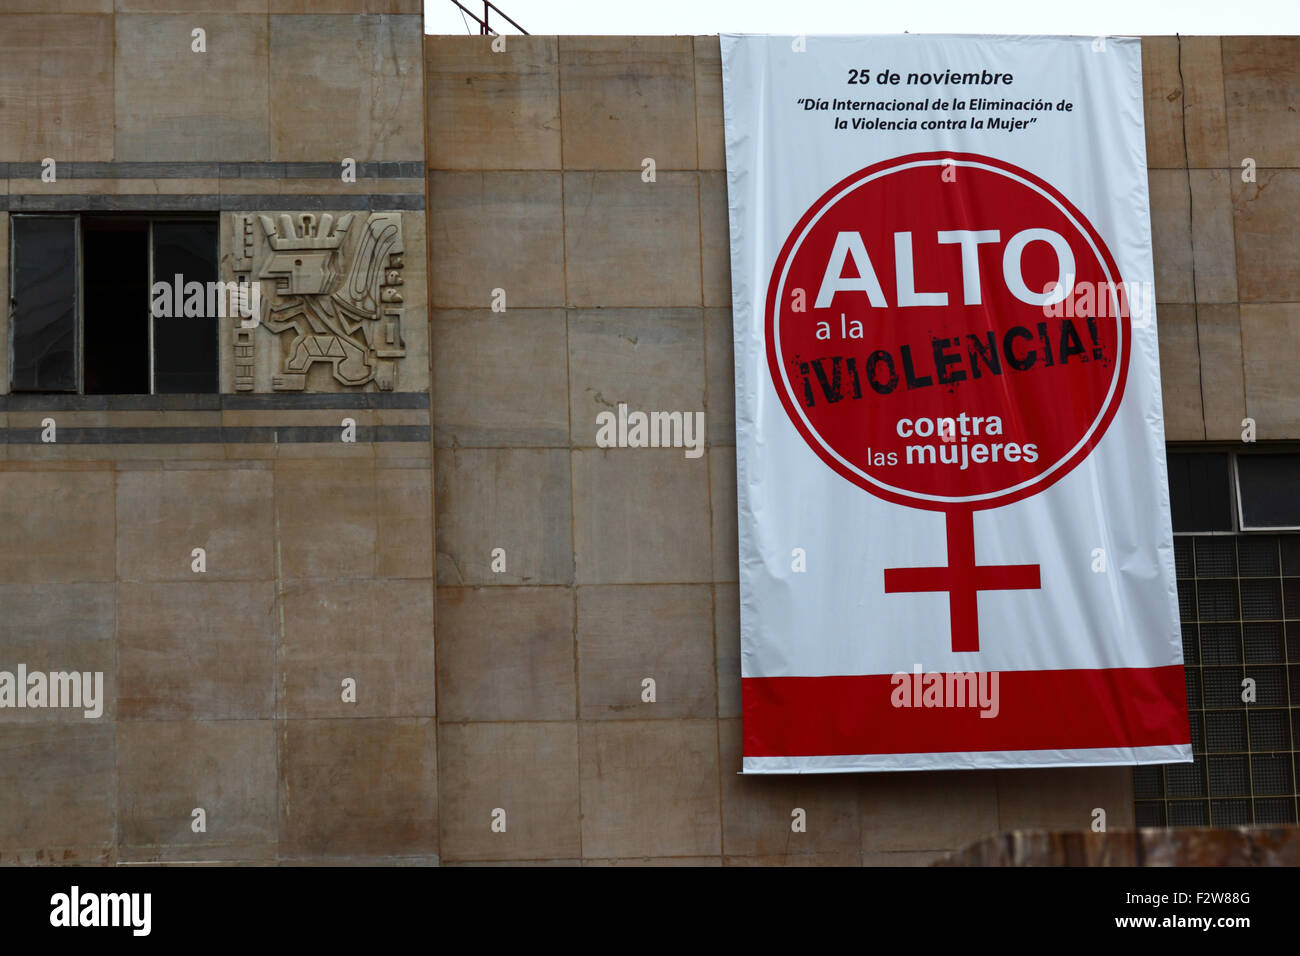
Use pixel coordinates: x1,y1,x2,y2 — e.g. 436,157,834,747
766,152,1132,652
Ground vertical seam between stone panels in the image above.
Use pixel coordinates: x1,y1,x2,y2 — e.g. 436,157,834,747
1218,36,1249,433
1176,35,1208,441
265,11,272,167
555,36,584,864
109,10,118,164
692,38,703,176
271,463,285,862
421,32,443,866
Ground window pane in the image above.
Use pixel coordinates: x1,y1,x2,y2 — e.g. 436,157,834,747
1167,453,1233,532
152,220,218,393
10,216,77,392
83,218,150,395
1237,454,1300,530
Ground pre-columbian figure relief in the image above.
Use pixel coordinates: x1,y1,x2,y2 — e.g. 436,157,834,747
232,211,406,391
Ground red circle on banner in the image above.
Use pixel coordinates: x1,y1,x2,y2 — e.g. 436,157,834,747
765,152,1131,512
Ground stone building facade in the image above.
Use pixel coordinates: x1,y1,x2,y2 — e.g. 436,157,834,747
0,6,1295,864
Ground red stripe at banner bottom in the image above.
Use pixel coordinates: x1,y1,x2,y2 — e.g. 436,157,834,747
742,666,1190,757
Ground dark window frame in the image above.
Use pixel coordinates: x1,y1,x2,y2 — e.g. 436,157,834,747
8,213,81,393
8,212,220,396
1168,445,1300,536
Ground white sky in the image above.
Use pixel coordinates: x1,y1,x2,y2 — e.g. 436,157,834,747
425,0,1300,36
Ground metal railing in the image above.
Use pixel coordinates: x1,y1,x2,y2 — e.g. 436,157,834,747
448,0,528,36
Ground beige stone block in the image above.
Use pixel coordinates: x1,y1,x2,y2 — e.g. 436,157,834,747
1223,36,1300,169
431,309,570,447
7,409,108,430
270,442,375,460
572,448,712,584
117,720,276,861
118,581,275,719
1241,303,1300,439
438,722,581,862
0,724,114,856
564,171,702,307
115,15,269,161
220,409,374,429
995,766,1134,830
694,36,725,170
1142,37,1229,168
435,448,572,586
394,209,430,394
860,771,999,852
0,471,115,582
280,578,434,718
1233,169,1300,302
116,468,274,582
567,309,705,446
0,583,116,723
425,35,561,170
1189,168,1238,303
5,409,220,429
274,177,421,196
0,1,110,11
1180,37,1229,169
577,585,715,720
279,717,438,860
435,586,574,721
559,36,697,171
216,177,284,197
7,177,221,196
372,445,428,466
1141,37,1184,170
705,308,735,446
578,719,721,859
719,718,860,857
0,15,113,161
429,171,565,308
1198,304,1247,441
715,582,740,719
269,15,424,161
1156,304,1205,441
269,0,420,11
700,171,732,308
274,459,378,580
1148,169,1193,303
376,466,433,579
710,446,738,584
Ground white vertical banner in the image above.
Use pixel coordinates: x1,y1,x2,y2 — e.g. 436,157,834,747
722,34,1191,772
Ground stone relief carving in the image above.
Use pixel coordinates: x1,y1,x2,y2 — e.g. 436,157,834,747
232,211,406,390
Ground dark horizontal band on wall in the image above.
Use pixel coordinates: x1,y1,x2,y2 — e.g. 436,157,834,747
0,393,429,411
2,425,429,445
1,195,425,212
1,161,425,179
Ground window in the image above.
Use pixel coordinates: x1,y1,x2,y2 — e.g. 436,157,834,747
9,216,78,392
1236,455,1300,531
9,214,219,394
1134,451,1300,827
